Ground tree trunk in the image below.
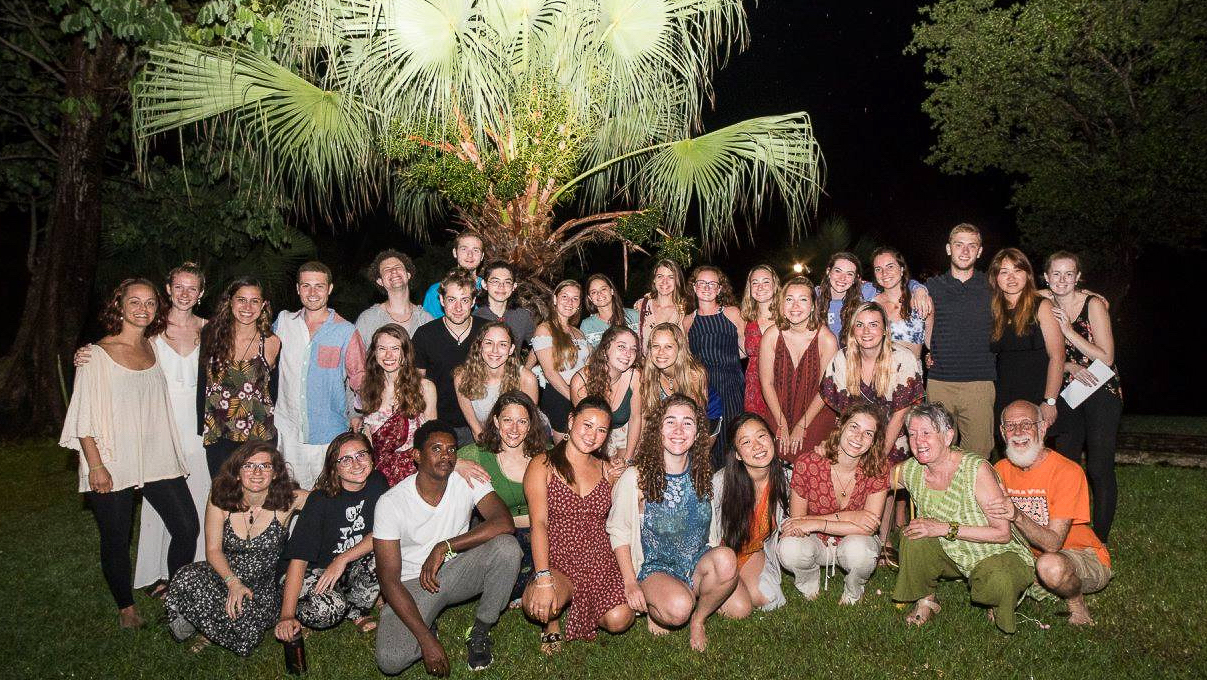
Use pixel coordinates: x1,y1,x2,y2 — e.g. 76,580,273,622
0,35,127,435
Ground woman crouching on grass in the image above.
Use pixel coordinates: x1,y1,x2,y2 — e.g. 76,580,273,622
276,432,389,642
522,397,634,654
777,404,889,605
164,442,307,655
607,394,742,651
710,413,790,613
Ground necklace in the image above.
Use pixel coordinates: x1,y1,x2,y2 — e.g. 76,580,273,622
234,332,257,362
832,466,856,501
387,303,414,324
243,505,263,541
444,318,471,344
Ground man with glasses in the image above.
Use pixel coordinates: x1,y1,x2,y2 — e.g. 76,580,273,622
473,261,535,353
277,432,389,641
925,223,996,458
988,400,1112,626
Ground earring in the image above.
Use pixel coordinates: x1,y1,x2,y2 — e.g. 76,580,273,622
563,433,569,441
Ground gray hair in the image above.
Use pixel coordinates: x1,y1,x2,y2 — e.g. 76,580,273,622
999,400,1043,425
905,402,956,434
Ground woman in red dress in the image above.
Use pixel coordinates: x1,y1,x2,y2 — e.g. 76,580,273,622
740,264,779,421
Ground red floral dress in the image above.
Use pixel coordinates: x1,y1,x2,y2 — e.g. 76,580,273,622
790,450,889,544
364,408,426,486
743,320,771,421
547,474,626,640
771,332,835,463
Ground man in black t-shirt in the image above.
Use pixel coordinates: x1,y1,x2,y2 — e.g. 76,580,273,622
276,433,389,638
412,270,487,446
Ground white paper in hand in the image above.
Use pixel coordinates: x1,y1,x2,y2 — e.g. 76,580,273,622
1059,360,1116,409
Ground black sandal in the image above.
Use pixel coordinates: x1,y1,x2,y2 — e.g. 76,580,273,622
879,544,899,569
539,632,563,656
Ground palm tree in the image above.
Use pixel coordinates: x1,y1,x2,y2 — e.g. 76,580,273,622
134,0,823,285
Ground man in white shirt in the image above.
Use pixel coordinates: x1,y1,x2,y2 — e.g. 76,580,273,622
373,420,520,675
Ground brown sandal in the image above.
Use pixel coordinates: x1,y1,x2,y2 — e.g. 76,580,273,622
539,631,563,656
879,544,899,569
905,597,941,626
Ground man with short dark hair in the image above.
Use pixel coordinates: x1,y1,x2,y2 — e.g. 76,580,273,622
421,231,485,319
275,261,366,488
356,249,433,341
411,271,487,446
987,400,1112,626
925,223,996,457
473,260,535,352
373,420,520,674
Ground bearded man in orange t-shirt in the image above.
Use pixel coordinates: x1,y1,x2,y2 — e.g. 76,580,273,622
985,400,1112,626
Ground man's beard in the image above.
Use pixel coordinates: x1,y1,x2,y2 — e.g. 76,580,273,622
1005,440,1043,468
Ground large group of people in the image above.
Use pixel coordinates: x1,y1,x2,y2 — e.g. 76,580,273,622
60,223,1121,674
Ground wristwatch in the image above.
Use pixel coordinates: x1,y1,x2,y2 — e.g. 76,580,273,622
1044,397,1057,406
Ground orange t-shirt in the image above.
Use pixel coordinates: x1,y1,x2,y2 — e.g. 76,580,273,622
995,450,1110,568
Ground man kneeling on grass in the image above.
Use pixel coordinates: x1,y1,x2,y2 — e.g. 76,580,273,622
373,420,521,676
987,400,1112,626
891,403,1043,634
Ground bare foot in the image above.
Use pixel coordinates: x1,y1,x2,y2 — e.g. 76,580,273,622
1067,597,1096,626
688,620,707,652
647,617,671,636
188,636,212,653
354,615,377,633
118,606,144,629
904,596,940,626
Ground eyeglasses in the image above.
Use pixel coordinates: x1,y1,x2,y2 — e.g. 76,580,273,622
336,450,371,467
1000,419,1039,433
694,281,719,290
241,461,274,472
487,277,513,286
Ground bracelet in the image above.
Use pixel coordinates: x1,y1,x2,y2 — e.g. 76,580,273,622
223,574,240,585
442,539,457,563
944,522,959,541
533,569,553,581
89,463,106,471
823,520,829,534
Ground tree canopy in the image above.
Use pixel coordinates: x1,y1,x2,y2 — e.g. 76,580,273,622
909,0,1207,296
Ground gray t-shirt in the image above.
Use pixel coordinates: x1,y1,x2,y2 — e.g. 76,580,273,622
472,306,536,351
355,303,433,345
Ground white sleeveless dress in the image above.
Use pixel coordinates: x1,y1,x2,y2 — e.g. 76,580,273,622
134,336,210,587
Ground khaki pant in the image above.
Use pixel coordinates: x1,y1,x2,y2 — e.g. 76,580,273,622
1061,548,1112,594
926,379,995,458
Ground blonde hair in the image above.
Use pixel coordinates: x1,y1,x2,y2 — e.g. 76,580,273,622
639,322,707,416
842,302,894,398
948,222,981,241
739,264,780,322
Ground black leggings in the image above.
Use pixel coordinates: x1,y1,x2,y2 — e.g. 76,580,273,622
1054,389,1122,541
205,438,244,479
86,476,200,609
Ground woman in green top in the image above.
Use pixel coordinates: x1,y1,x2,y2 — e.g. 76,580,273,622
458,390,549,603
892,402,1039,634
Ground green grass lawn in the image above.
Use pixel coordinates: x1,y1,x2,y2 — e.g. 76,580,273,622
1120,415,1207,436
3,439,1204,680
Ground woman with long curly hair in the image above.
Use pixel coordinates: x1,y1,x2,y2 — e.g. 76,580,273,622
710,413,791,614
570,325,642,468
607,394,742,652
60,278,200,629
634,259,688,344
459,391,550,602
684,265,746,468
277,432,387,642
165,442,306,655
581,273,640,347
359,323,437,486
778,405,889,605
758,276,839,463
522,397,633,653
454,321,539,440
532,280,590,436
739,265,779,421
197,277,281,477
989,248,1064,442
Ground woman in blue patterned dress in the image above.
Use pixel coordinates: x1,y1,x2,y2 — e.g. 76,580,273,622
684,266,746,469
607,394,743,652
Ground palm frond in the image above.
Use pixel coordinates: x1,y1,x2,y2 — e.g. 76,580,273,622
631,113,824,249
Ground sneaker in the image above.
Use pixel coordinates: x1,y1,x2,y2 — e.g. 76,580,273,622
465,629,493,671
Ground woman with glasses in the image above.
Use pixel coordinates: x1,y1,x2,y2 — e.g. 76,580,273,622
684,266,746,468
276,432,388,641
164,442,307,655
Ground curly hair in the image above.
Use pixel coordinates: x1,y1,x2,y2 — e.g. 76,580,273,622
582,326,640,401
739,265,781,322
544,279,583,371
544,396,611,487
367,249,416,291
100,277,167,337
719,413,789,553
359,323,427,416
631,393,712,503
815,252,863,338
209,441,297,512
639,322,707,416
869,247,912,313
477,390,549,454
201,277,273,377
841,302,896,398
313,431,374,498
687,265,737,313
455,321,523,400
989,247,1041,342
822,404,889,479
584,273,629,328
775,275,821,331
